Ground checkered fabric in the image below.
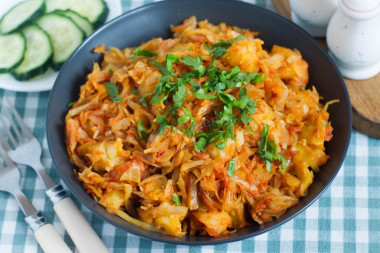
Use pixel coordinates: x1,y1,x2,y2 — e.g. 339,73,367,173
0,0,379,252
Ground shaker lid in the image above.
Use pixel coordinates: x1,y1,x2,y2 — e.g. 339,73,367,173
341,0,380,19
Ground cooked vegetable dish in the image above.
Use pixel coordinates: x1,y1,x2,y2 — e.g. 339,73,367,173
65,17,335,237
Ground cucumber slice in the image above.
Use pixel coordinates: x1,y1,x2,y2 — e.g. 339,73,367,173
55,10,94,37
0,33,26,73
12,25,53,81
46,0,109,28
36,13,85,70
0,0,45,34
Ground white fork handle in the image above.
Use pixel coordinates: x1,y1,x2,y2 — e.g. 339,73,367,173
34,224,72,253
54,197,109,253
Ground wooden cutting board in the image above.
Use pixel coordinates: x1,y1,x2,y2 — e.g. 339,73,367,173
271,0,380,138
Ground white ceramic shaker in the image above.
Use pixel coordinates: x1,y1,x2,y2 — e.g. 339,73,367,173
290,0,338,37
326,0,380,80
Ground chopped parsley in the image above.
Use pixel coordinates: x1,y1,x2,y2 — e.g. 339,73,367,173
137,48,264,150
173,84,187,108
131,88,139,94
134,47,157,57
67,102,74,108
194,136,208,152
137,119,148,140
172,193,181,206
205,35,245,59
105,82,123,103
156,106,195,137
156,114,171,135
258,125,288,172
322,121,331,127
227,160,236,176
108,68,113,74
212,35,245,47
150,60,171,76
193,87,257,151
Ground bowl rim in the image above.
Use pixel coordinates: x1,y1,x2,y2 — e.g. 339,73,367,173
46,0,352,245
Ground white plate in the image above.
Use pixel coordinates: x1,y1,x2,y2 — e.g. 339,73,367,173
0,0,122,93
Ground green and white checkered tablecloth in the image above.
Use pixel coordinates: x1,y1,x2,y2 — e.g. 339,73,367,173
0,0,379,252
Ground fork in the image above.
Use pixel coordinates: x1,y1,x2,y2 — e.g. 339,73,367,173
0,145,71,253
0,98,109,253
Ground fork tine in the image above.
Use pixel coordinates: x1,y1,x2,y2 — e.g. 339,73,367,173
5,97,34,140
0,144,15,168
0,130,12,151
0,116,17,148
2,104,25,143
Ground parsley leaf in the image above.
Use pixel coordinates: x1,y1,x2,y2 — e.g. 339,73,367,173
156,114,171,135
108,68,113,74
131,88,138,94
207,35,245,59
217,91,237,105
227,160,236,176
150,60,171,76
134,47,157,57
322,121,331,127
212,35,245,47
105,82,123,103
177,107,196,137
186,121,196,137
180,56,206,76
194,136,207,152
139,94,150,107
67,102,74,108
173,85,187,107
165,54,179,74
211,47,227,58
258,125,288,172
172,193,181,206
137,119,148,140
193,88,217,100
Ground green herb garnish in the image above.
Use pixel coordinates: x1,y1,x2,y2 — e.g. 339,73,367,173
150,60,171,76
172,193,181,206
165,54,179,75
227,160,236,176
194,136,207,152
180,56,206,76
322,121,331,127
134,47,157,57
177,107,196,137
108,68,113,74
206,35,245,59
143,50,264,150
137,119,148,140
131,88,138,94
258,125,288,172
173,84,188,107
105,82,123,103
212,35,245,48
156,114,171,135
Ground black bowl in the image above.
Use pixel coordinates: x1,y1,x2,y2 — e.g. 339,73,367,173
47,0,351,245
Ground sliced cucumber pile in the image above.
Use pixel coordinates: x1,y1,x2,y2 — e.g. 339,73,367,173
13,25,53,80
36,13,85,70
46,0,109,28
55,10,94,37
0,0,109,80
0,0,45,34
0,33,26,73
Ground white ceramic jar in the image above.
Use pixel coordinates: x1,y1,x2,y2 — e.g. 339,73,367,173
326,0,380,80
290,0,338,37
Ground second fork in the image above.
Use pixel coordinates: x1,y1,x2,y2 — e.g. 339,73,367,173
0,145,71,253
0,98,109,253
